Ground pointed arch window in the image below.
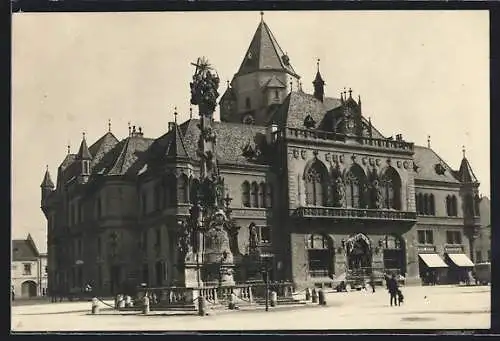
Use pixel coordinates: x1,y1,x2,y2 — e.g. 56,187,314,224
381,168,401,210
258,182,266,208
242,181,250,207
429,194,435,215
345,165,366,208
250,182,259,208
305,161,328,206
451,195,458,216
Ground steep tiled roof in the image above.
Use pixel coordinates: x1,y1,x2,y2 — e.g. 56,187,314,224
107,135,154,176
40,168,55,189
89,132,120,169
455,157,479,184
179,119,268,165
413,146,460,183
12,235,39,261
59,154,76,171
237,20,298,77
76,137,92,160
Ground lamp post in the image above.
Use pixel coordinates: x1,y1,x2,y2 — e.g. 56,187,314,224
260,256,271,312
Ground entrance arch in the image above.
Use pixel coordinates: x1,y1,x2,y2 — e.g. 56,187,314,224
346,233,372,270
21,280,37,298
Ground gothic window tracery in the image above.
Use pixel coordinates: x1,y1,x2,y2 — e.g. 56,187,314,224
178,174,189,203
259,182,267,208
380,167,402,210
304,160,328,206
345,165,366,208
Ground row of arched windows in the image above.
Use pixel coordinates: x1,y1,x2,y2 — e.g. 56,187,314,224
415,193,436,215
241,181,273,208
303,160,402,210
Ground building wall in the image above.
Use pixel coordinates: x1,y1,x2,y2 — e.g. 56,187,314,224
475,197,491,263
11,258,47,298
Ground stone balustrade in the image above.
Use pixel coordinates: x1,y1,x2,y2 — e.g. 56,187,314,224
293,206,417,222
276,127,414,152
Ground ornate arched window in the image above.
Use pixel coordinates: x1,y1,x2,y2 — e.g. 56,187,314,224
177,174,189,203
429,194,435,215
250,182,259,208
190,178,200,204
241,181,250,207
380,167,402,210
345,165,366,208
304,160,328,206
259,182,266,208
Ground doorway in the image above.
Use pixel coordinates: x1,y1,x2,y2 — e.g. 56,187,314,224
21,281,37,298
346,233,372,271
382,234,406,275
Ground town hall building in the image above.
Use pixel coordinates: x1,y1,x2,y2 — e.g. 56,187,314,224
41,15,483,296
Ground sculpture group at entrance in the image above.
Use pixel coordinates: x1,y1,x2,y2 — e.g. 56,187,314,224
346,233,372,270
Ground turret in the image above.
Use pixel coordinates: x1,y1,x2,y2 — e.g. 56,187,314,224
313,59,325,102
76,132,92,183
40,165,55,203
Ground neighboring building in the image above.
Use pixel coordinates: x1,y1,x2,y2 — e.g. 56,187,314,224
474,196,491,263
12,234,48,298
41,16,484,295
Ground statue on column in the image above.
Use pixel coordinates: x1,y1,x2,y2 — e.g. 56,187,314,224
178,220,193,259
190,57,220,118
248,223,259,253
372,180,384,209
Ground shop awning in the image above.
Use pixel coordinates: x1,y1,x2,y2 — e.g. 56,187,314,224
419,253,448,268
447,253,475,267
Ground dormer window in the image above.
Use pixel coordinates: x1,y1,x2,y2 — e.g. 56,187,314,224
274,90,279,100
304,115,316,129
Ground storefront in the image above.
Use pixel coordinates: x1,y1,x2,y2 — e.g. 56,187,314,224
418,252,448,285
445,251,475,284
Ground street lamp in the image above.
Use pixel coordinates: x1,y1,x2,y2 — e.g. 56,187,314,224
260,256,272,312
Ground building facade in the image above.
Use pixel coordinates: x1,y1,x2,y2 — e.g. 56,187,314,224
41,17,484,296
474,196,491,264
12,234,48,298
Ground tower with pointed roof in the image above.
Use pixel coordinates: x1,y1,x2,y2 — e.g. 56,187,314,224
456,147,481,259
220,12,300,125
40,166,55,202
313,59,325,102
76,133,92,184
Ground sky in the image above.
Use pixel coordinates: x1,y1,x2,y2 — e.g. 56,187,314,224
12,11,490,252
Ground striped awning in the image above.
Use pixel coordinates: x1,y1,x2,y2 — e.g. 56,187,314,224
419,253,448,268
447,253,475,267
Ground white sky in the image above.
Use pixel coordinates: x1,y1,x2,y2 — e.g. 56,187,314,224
12,11,490,252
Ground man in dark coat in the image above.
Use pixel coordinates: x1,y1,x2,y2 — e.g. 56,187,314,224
387,274,398,307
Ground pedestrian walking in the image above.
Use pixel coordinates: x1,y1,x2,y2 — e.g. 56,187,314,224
387,274,398,307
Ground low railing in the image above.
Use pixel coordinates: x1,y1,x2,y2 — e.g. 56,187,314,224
279,127,414,152
293,206,417,221
136,282,294,308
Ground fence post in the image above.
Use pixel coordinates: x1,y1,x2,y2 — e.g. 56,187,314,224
311,288,318,303
142,295,150,315
198,296,207,316
91,297,99,314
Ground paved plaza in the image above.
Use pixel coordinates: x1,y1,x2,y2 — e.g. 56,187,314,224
11,285,490,332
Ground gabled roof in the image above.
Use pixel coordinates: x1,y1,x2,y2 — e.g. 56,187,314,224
413,146,460,184
107,135,154,176
12,234,40,261
89,132,120,169
40,168,55,189
455,156,479,184
76,136,92,160
59,154,76,171
237,19,298,77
